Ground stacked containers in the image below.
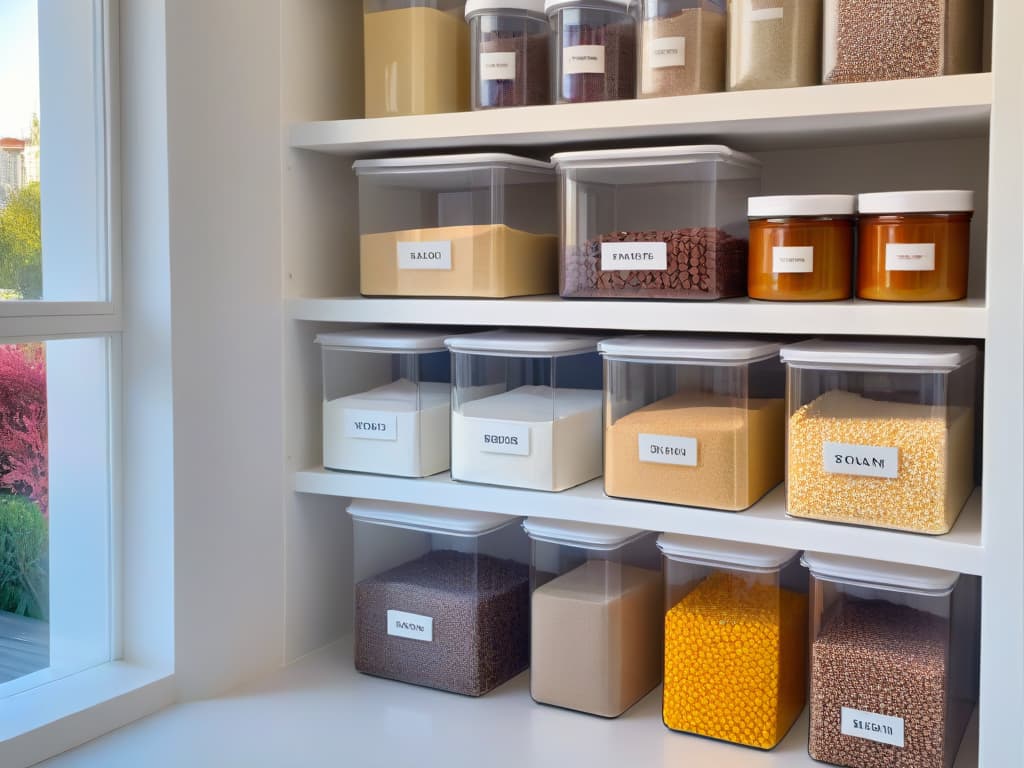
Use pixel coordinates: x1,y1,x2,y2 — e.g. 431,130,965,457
317,328,455,478
804,552,979,768
447,331,603,491
354,154,558,298
782,340,977,534
466,1,551,109
546,0,638,104
554,146,762,300
659,535,807,750
600,336,786,511
639,0,727,98
350,501,530,696
525,519,663,717
727,0,822,91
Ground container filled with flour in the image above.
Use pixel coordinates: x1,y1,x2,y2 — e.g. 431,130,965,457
524,518,662,718
600,335,785,510
447,331,604,491
317,327,457,478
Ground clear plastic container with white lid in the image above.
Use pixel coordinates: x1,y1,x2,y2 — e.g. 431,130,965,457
657,534,807,749
349,500,530,696
466,1,550,110
354,153,558,298
446,330,603,492
803,552,979,768
782,339,978,534
553,145,762,300
317,327,458,478
600,335,786,511
524,518,662,717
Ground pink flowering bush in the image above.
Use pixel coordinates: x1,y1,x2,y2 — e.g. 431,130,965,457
0,345,47,515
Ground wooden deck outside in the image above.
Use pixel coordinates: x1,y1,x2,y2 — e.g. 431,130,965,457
0,610,48,683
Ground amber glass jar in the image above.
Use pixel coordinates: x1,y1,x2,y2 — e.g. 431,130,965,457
857,191,973,302
748,195,855,301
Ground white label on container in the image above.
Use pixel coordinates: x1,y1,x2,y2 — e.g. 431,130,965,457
841,707,905,748
478,421,531,456
397,241,452,270
639,434,698,467
649,36,686,68
601,242,668,271
824,441,899,479
480,51,516,81
563,44,605,75
772,246,814,273
343,410,398,441
386,610,433,642
749,7,784,21
885,242,936,272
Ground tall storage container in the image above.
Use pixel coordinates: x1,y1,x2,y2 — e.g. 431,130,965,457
525,519,663,718
546,0,638,104
466,1,551,109
355,154,558,298
350,501,530,696
639,0,727,98
727,0,822,91
805,552,979,768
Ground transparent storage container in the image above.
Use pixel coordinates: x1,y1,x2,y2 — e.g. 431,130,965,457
553,146,761,300
782,340,978,534
600,336,786,510
727,0,822,91
639,0,726,98
659,534,807,750
446,330,603,492
546,0,638,104
466,1,551,109
804,552,979,768
350,500,530,696
525,519,662,717
363,0,469,117
354,154,558,298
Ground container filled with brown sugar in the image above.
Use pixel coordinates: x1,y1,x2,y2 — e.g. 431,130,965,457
350,500,530,697
600,335,786,511
553,146,761,300
466,0,550,109
727,0,822,90
546,0,638,103
355,154,558,298
804,552,980,768
782,340,978,534
525,519,663,718
639,0,726,98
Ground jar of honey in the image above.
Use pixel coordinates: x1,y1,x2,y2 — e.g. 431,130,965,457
747,195,855,301
857,190,973,302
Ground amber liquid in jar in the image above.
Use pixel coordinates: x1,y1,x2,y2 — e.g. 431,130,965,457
748,217,853,301
858,213,971,301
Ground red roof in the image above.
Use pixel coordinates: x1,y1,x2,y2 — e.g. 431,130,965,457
0,138,26,150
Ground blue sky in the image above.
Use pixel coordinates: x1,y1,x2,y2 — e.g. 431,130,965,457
0,0,40,139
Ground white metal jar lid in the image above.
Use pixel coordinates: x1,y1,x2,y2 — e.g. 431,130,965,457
348,500,520,537
445,329,601,358
858,190,974,214
599,335,781,364
315,327,455,353
466,0,547,17
544,0,633,14
748,194,856,218
780,339,977,371
801,552,959,596
657,533,798,573
523,517,648,551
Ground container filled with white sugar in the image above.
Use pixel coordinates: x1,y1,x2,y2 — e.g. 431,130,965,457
446,331,603,492
317,327,459,478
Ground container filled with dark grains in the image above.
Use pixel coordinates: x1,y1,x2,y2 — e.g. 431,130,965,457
727,0,822,91
639,0,726,98
349,500,530,697
546,0,638,103
804,552,979,768
553,145,761,300
466,0,550,109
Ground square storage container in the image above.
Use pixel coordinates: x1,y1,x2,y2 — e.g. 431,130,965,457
350,500,530,696
446,331,603,492
553,146,761,300
524,519,663,718
782,340,977,534
355,154,558,298
546,0,638,104
600,336,786,510
658,534,807,750
363,0,469,117
317,328,455,478
727,0,821,91
466,1,550,109
639,0,726,98
804,553,979,768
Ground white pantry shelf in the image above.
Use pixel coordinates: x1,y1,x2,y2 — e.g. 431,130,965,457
294,469,984,577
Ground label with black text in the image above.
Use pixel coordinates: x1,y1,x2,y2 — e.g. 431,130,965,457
386,609,433,642
772,245,814,273
480,51,516,81
649,36,686,68
841,707,905,747
885,242,936,272
343,410,398,441
601,242,668,271
478,421,531,456
639,434,698,467
562,45,605,75
397,241,452,270
824,441,898,479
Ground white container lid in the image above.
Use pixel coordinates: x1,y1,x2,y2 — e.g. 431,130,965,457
780,339,977,371
545,0,632,14
523,518,648,551
466,0,546,17
353,153,552,175
657,533,798,573
348,500,519,537
858,190,974,214
315,327,452,353
802,552,959,596
445,330,600,358
551,145,761,171
599,335,781,364
748,194,856,218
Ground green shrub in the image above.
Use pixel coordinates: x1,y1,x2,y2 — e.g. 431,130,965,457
0,494,47,620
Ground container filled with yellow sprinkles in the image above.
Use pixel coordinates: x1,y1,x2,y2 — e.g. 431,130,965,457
657,534,807,750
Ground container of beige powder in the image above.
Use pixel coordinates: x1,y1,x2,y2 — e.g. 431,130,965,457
639,0,726,98
355,154,558,298
525,518,662,718
727,0,822,91
600,335,786,510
